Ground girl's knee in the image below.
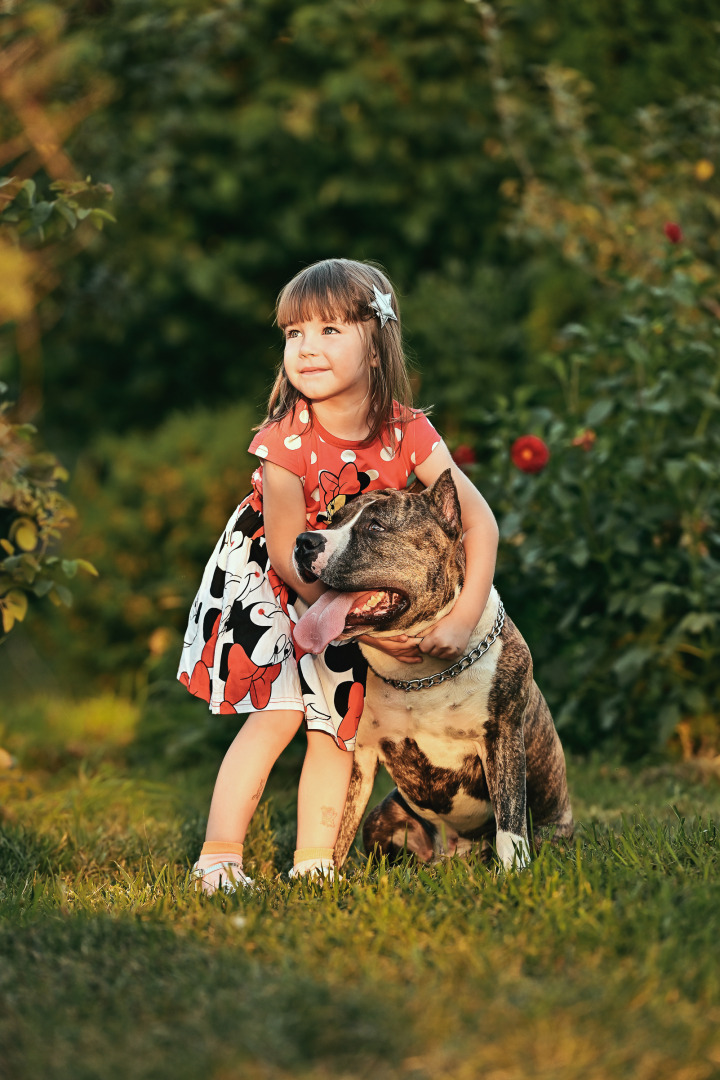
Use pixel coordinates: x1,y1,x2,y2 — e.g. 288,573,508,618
243,709,304,744
305,729,353,759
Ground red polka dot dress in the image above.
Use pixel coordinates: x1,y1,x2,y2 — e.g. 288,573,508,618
177,401,441,751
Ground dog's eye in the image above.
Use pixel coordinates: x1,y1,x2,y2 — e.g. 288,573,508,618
366,520,385,533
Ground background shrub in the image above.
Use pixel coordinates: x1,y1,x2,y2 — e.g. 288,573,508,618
28,402,257,690
477,253,720,755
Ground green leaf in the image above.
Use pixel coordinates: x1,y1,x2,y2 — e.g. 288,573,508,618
75,559,99,577
616,533,640,556
612,646,653,683
638,583,681,620
499,511,524,540
0,589,28,632
664,459,685,485
585,399,613,426
626,340,649,365
30,201,54,227
14,423,38,439
55,201,78,229
677,612,717,635
53,585,73,608
9,518,38,552
568,538,589,568
88,208,117,224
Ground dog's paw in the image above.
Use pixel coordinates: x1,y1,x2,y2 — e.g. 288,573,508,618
496,831,531,871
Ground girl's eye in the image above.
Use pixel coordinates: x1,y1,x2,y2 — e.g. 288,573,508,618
285,329,299,339
322,326,339,335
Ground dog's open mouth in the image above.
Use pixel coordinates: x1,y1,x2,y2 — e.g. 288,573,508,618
294,587,409,653
344,589,407,625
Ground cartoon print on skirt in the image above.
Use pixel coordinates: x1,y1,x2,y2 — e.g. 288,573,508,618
177,497,368,751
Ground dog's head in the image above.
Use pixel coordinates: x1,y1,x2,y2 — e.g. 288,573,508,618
293,469,465,646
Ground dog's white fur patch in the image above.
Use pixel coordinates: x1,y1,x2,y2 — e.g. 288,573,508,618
311,502,378,574
355,588,504,846
496,830,530,870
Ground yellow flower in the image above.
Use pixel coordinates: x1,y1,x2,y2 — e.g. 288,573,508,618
695,159,714,182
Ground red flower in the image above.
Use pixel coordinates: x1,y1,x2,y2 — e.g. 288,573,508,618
572,429,596,452
511,435,550,474
664,222,683,244
451,444,476,468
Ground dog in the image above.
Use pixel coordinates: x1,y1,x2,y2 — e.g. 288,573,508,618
293,469,573,870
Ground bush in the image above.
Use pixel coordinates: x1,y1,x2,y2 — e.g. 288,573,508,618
32,401,258,689
473,249,720,756
0,384,97,639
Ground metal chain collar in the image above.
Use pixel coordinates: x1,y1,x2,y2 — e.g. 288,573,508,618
366,599,506,692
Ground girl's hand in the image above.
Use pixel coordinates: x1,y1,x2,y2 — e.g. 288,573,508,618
417,612,474,663
358,633,425,664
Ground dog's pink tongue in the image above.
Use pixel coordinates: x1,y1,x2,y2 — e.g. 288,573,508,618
294,590,361,653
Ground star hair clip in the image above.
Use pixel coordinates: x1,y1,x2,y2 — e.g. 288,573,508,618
369,285,398,328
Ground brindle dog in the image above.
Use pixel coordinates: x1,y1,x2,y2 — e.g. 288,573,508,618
293,470,573,870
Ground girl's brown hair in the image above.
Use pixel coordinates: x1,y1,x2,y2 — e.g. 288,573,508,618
259,258,416,445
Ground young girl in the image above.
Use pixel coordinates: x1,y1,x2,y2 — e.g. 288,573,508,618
178,258,499,891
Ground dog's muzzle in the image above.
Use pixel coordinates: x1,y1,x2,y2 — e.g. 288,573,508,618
294,531,326,583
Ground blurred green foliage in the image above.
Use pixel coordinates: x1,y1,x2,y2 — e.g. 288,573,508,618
2,0,719,754
30,402,257,687
9,0,716,446
0,382,96,638
479,251,720,755
0,177,112,638
0,7,114,643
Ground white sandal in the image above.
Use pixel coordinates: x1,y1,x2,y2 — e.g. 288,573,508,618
288,860,335,882
191,860,254,895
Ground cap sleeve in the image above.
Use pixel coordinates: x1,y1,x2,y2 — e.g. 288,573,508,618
248,408,310,479
402,411,442,471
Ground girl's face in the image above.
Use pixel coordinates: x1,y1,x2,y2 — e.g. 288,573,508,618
283,315,374,406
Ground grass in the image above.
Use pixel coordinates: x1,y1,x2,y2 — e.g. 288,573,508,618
1,690,719,1080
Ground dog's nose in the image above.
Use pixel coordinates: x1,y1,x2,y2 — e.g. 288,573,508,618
295,532,325,560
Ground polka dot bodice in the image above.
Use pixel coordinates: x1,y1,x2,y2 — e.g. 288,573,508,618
248,401,441,530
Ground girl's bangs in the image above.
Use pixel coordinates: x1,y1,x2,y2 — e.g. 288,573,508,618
276,268,370,328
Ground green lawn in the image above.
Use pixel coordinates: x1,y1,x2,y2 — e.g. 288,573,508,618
1,692,719,1080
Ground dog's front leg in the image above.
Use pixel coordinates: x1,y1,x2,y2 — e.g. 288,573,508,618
478,721,531,870
333,743,380,868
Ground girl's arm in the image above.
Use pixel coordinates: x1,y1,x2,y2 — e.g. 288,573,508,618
264,461,429,663
413,442,499,661
262,461,327,605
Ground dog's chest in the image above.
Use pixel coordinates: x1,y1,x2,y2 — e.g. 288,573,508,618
363,653,497,766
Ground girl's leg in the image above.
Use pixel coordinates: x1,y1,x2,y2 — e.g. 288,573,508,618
294,731,354,871
205,709,304,842
194,709,303,892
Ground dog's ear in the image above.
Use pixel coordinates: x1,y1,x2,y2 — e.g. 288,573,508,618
425,469,462,538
